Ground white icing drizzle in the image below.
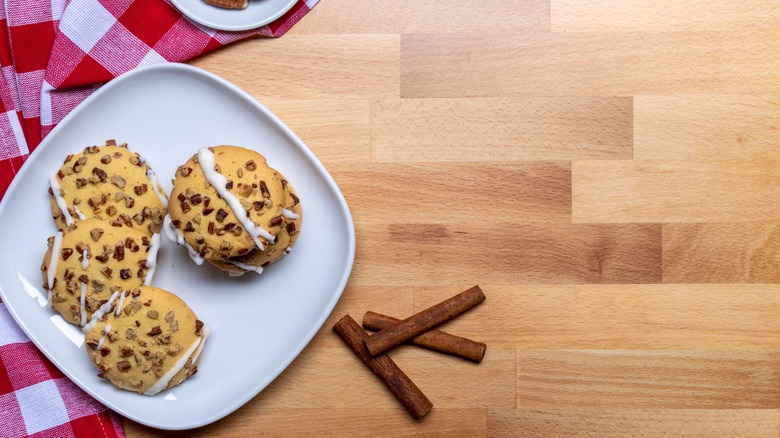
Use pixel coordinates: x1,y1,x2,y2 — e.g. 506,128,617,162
144,336,202,396
115,291,128,316
79,249,88,326
46,232,63,305
146,169,169,208
79,282,87,326
73,204,86,220
196,148,274,249
49,175,74,225
224,259,263,276
281,208,299,220
144,233,161,285
96,323,111,350
163,215,204,265
83,290,120,333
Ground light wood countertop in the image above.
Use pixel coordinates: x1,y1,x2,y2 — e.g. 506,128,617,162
126,1,780,436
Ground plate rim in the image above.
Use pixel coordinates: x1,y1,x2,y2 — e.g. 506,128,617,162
0,62,356,430
170,0,298,32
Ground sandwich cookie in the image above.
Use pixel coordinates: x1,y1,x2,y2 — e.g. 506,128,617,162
166,146,286,262
49,140,168,234
210,172,301,275
40,217,161,326
84,286,207,395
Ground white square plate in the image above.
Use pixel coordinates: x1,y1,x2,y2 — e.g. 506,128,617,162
0,63,354,430
171,0,297,31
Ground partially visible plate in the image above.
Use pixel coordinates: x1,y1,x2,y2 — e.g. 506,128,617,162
171,0,297,31
0,63,355,430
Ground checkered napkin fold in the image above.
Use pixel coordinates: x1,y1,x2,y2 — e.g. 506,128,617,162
0,0,316,436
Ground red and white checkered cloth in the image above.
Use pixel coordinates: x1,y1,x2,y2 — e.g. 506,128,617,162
0,0,317,436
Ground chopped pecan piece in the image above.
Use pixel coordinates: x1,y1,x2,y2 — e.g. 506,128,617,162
92,167,107,182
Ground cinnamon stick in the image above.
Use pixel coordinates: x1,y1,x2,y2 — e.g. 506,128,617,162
333,315,433,419
363,311,486,363
203,0,248,9
365,285,486,356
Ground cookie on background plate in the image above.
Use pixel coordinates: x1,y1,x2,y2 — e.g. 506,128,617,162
84,286,207,395
166,146,286,262
210,171,302,275
48,139,168,235
41,217,162,327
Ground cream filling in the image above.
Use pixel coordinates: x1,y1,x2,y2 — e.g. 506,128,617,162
46,232,63,305
144,233,161,285
163,215,204,265
189,325,210,364
146,169,168,208
224,259,263,276
50,175,74,225
197,148,274,250
281,208,299,220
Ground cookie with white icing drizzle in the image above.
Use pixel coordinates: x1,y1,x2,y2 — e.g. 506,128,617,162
167,146,285,261
48,139,168,235
84,286,207,395
210,170,302,275
40,217,161,326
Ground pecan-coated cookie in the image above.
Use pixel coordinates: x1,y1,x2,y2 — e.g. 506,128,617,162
166,146,286,262
210,171,301,275
48,140,168,234
41,217,161,326
84,286,206,395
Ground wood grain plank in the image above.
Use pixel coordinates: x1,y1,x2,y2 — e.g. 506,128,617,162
552,1,780,32
371,98,632,162
259,99,370,163
259,346,515,409
351,223,661,286
517,350,780,409
489,408,780,437
413,285,780,349
635,95,780,160
308,285,414,349
125,409,487,437
290,0,550,34
572,160,780,223
401,32,780,97
192,35,400,99
332,162,571,224
663,223,780,283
